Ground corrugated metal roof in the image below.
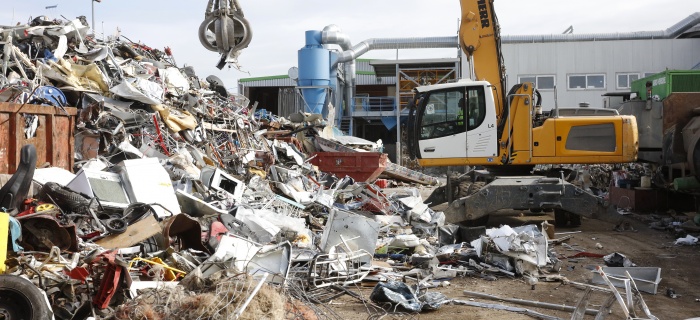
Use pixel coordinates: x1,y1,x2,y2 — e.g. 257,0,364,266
239,75,295,87
239,75,290,83
356,74,396,86
240,72,396,87
503,13,700,43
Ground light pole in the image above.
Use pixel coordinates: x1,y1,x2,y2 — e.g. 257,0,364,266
91,0,101,33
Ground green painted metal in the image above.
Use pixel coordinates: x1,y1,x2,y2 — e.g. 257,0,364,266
631,70,700,100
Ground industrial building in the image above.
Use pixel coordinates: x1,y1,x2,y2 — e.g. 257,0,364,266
238,13,700,163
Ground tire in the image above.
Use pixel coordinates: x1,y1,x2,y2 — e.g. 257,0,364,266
466,181,486,196
103,218,128,234
39,182,95,215
0,275,52,320
459,181,489,226
455,179,471,200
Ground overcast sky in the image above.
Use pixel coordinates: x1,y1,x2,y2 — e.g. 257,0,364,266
2,1,698,92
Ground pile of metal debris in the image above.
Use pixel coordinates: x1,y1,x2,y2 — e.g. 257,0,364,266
0,15,663,320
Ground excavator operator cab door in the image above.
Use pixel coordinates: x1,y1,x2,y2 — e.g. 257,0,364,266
410,82,498,166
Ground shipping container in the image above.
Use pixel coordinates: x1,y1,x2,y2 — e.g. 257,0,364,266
631,70,700,100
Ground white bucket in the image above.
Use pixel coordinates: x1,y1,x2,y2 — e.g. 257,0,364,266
641,176,652,188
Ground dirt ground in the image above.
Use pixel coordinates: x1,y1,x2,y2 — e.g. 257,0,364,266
324,190,700,320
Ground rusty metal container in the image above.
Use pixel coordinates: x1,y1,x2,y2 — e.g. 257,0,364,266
0,102,77,174
310,152,387,183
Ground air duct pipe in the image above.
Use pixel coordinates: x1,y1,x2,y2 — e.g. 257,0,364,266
320,32,458,121
321,25,354,117
336,37,459,113
335,36,458,64
503,12,700,43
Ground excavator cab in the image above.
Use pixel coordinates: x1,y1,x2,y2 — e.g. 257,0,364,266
408,79,498,166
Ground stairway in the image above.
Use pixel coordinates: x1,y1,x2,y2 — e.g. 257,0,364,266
340,117,352,135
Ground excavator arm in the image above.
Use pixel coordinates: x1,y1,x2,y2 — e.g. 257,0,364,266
459,0,507,122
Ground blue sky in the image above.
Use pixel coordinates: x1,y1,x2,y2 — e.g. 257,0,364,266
2,0,698,92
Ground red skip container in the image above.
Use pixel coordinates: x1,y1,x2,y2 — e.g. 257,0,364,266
310,152,387,183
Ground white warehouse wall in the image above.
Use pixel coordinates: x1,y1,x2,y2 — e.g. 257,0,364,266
500,39,700,110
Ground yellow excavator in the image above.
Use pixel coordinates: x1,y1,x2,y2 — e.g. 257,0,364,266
409,0,639,225
409,0,637,168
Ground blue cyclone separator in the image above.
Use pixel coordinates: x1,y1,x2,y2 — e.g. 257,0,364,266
298,30,330,114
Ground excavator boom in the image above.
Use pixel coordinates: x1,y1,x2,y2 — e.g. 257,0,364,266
459,0,506,121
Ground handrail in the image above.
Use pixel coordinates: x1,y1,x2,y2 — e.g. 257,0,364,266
353,96,396,112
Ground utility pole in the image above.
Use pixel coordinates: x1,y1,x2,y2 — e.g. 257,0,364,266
91,0,101,33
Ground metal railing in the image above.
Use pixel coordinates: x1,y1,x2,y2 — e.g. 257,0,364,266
353,96,396,112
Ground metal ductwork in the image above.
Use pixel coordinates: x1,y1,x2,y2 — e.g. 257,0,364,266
322,25,352,51
321,26,354,115
319,32,458,120
336,36,459,63
503,12,700,43
304,25,458,127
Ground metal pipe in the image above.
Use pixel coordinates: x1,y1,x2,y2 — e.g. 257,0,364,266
462,290,599,315
451,299,563,320
336,36,458,64
234,273,269,319
91,0,95,34
503,12,700,43
321,26,354,120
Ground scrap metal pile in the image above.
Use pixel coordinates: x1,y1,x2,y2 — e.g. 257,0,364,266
0,16,661,320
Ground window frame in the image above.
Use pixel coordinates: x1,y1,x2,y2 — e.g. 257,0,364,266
418,86,487,140
616,72,640,89
518,75,556,91
567,74,607,90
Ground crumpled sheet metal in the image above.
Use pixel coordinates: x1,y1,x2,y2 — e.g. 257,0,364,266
109,77,164,104
151,104,198,132
38,59,110,92
370,281,448,312
320,208,380,265
471,224,548,268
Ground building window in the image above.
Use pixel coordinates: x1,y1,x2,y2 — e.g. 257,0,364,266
616,73,640,89
643,72,657,78
568,74,606,90
518,75,555,90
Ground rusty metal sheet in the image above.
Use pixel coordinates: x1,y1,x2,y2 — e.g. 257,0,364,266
0,102,77,174
662,93,700,133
